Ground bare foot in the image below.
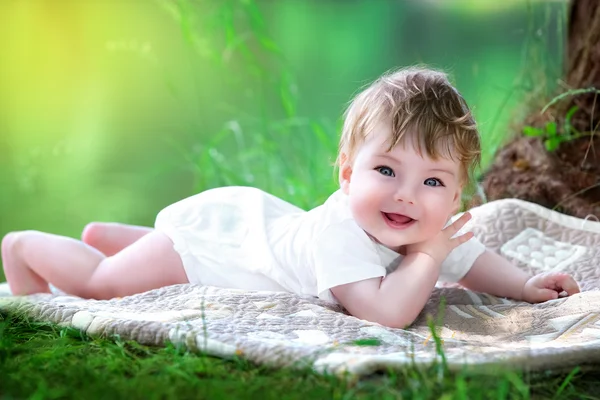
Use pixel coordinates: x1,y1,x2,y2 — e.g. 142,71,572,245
81,223,110,255
81,222,152,256
1,232,51,295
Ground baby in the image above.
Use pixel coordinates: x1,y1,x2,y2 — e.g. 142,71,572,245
1,67,580,328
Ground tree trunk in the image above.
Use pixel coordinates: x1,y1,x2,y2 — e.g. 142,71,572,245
479,0,600,219
567,0,600,92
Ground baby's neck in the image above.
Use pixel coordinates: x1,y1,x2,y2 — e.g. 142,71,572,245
364,231,404,254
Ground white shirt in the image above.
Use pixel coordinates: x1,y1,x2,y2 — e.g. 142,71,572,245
269,189,485,302
155,187,486,303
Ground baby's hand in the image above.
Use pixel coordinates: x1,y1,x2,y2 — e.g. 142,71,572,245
403,212,474,265
521,272,580,303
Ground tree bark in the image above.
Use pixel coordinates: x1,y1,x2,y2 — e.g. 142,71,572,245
561,0,600,132
479,0,600,219
566,0,600,91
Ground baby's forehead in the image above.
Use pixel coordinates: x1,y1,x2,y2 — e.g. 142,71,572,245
370,130,457,159
384,145,460,167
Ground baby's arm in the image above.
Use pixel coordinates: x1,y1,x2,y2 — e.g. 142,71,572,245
459,250,580,302
458,250,529,300
331,252,442,329
331,212,474,328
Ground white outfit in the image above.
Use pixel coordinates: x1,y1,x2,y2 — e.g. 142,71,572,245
154,186,486,303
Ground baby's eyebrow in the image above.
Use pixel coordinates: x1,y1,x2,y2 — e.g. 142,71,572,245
428,168,456,177
375,153,401,163
375,153,457,177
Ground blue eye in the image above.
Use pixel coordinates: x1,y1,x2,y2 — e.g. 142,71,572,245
424,178,443,187
376,166,395,177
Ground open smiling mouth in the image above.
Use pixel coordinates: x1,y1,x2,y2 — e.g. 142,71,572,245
382,212,416,229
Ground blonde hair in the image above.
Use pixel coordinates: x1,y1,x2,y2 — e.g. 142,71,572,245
337,66,481,185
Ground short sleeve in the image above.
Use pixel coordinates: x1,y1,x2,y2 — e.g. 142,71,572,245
312,220,386,302
439,236,486,282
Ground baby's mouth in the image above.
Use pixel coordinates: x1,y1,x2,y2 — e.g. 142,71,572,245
382,212,416,229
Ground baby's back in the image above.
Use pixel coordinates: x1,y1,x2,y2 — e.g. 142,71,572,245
155,186,328,294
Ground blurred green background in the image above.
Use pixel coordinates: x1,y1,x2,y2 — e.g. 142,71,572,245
0,0,565,279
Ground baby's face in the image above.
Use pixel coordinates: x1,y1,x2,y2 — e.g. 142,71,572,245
339,126,463,251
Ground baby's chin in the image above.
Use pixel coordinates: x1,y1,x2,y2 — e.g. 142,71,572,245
364,232,406,253
369,229,440,253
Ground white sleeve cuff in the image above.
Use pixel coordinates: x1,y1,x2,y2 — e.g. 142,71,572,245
438,237,486,283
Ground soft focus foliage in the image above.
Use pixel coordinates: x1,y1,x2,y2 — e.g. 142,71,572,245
0,0,565,279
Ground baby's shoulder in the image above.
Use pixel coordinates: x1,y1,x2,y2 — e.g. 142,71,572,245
309,218,372,251
304,191,364,238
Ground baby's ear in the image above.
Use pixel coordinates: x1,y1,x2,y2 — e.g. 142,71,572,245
339,153,352,195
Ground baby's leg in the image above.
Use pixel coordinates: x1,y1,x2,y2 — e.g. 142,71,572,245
82,222,154,256
2,230,187,299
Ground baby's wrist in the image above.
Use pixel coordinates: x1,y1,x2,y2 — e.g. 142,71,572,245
405,251,442,268
519,276,534,301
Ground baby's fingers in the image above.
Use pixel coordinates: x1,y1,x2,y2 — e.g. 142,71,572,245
449,231,474,249
444,212,472,239
530,288,560,303
554,274,581,296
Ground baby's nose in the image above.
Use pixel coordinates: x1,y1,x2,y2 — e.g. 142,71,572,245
393,185,415,204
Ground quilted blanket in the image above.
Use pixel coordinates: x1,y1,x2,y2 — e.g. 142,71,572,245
1,198,600,376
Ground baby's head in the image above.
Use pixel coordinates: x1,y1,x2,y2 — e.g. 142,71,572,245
338,67,480,185
337,67,481,249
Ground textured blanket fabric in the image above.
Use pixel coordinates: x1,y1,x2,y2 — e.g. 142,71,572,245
1,199,600,376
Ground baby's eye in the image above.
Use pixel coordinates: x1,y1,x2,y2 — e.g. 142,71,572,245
424,178,444,187
376,166,395,177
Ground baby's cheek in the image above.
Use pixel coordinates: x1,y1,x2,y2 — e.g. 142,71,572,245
420,216,448,239
431,218,447,236
348,195,374,230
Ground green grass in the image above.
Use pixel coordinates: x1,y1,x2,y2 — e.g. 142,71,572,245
1,1,595,398
2,311,600,399
1,302,598,399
